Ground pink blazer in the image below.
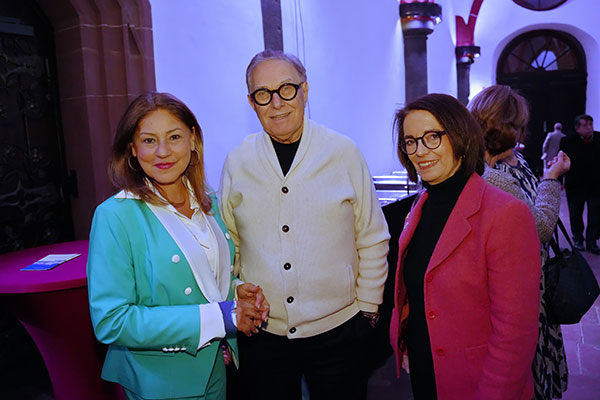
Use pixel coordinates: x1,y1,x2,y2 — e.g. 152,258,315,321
389,173,541,400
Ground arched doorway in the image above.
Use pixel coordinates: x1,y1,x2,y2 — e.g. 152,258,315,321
497,29,587,174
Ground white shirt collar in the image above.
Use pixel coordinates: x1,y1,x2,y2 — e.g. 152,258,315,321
114,178,200,215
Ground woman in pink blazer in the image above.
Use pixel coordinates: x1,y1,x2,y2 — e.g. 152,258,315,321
389,94,541,400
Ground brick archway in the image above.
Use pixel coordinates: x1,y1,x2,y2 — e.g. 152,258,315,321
36,0,156,238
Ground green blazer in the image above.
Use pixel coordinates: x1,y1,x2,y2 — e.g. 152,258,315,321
87,191,237,399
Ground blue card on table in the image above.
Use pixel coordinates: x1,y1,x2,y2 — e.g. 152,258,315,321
21,254,81,271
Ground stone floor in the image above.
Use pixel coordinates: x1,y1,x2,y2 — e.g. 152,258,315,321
1,191,598,399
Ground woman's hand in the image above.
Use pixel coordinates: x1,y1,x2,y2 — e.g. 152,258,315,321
235,283,270,336
237,283,270,323
543,150,570,180
235,299,267,336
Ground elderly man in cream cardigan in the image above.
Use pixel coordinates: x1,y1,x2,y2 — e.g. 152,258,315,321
220,49,389,400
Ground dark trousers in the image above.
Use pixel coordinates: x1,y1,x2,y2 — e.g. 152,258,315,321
566,189,600,244
232,313,371,400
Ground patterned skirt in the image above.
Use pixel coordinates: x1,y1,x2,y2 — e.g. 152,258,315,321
533,253,569,400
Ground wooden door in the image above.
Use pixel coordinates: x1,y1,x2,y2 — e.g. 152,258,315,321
497,29,587,175
0,2,74,254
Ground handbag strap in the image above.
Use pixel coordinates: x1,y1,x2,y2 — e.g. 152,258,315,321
552,221,559,245
549,218,574,257
549,237,562,258
555,218,575,249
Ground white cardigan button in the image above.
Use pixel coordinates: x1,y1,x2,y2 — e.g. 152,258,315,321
184,287,192,295
172,254,181,263
225,232,231,240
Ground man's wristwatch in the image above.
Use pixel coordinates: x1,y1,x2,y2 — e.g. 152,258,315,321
360,311,380,327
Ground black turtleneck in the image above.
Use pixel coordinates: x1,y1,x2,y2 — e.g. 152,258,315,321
271,137,301,176
403,170,469,400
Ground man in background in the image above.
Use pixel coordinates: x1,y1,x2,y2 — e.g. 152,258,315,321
560,115,600,254
541,122,565,167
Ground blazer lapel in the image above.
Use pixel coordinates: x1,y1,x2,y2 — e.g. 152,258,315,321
145,202,225,302
397,191,427,255
206,214,232,300
427,173,484,271
210,194,235,265
396,191,428,292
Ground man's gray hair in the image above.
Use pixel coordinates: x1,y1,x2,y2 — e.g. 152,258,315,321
246,49,307,91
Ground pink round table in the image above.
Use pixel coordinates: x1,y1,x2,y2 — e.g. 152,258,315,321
0,240,125,400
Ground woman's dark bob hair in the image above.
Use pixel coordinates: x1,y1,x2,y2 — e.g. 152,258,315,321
109,92,211,213
393,93,485,183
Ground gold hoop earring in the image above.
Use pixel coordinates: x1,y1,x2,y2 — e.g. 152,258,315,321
189,149,200,166
128,155,141,171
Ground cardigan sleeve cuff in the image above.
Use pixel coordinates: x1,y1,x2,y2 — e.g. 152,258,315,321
357,300,379,313
232,278,244,300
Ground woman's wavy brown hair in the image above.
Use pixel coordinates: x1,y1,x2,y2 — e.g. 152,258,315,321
468,85,530,156
109,92,212,213
393,93,485,183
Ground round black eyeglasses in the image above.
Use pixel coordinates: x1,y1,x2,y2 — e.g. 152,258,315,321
250,82,303,106
400,131,447,155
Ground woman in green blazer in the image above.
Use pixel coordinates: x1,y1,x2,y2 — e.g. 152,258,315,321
87,92,269,400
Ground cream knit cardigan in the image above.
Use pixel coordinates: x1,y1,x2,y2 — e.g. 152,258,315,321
220,119,390,338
